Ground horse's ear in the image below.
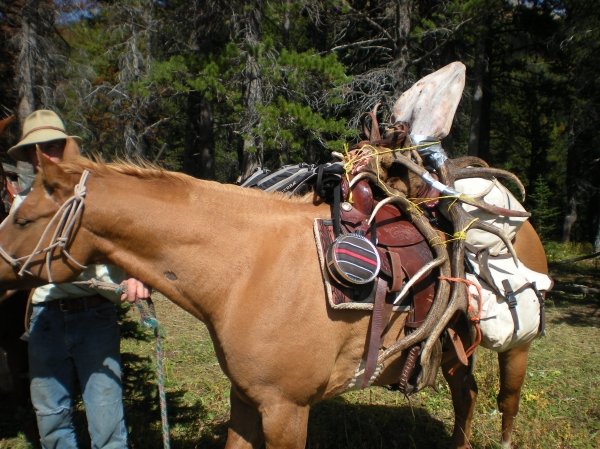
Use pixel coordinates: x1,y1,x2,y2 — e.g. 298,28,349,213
0,115,15,136
37,147,73,199
63,137,81,161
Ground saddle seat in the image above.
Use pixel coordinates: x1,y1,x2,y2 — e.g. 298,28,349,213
338,179,437,329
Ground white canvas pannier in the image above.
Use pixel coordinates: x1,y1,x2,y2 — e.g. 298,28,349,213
454,177,529,256
452,176,552,352
465,251,552,352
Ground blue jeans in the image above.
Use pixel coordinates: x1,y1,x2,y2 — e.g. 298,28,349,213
28,301,128,449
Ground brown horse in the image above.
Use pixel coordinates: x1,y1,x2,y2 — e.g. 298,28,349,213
0,149,547,449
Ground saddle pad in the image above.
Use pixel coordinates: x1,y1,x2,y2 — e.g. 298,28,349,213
314,218,411,312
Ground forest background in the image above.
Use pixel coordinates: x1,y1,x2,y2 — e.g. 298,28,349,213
0,0,598,249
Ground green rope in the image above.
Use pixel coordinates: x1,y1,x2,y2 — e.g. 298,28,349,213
135,298,171,449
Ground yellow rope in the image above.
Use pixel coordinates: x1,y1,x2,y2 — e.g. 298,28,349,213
428,234,446,247
336,140,443,208
429,217,479,246
450,217,479,242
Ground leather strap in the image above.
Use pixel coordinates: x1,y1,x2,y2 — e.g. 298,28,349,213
387,250,403,292
362,278,389,387
41,294,110,313
502,279,520,333
530,281,546,336
446,326,468,366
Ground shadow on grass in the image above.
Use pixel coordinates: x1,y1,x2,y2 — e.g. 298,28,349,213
307,398,452,449
120,309,227,449
0,393,39,446
545,298,600,327
124,381,452,449
122,351,218,449
546,261,600,328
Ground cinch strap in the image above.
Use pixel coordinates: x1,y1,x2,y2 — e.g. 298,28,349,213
502,279,520,334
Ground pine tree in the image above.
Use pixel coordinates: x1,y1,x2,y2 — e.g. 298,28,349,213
529,175,560,241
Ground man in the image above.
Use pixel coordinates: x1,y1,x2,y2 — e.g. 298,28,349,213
7,109,148,449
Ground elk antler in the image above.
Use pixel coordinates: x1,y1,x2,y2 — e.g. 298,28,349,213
416,147,530,379
348,171,452,383
446,155,527,201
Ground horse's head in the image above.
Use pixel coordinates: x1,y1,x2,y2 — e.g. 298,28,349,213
0,142,92,290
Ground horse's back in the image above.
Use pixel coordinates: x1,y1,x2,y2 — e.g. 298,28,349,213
513,220,548,274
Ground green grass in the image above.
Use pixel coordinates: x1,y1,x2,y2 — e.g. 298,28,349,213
1,254,598,449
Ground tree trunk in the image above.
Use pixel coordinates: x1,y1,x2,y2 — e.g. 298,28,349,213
468,16,492,160
184,92,214,179
562,108,579,243
592,190,600,251
0,1,23,120
239,0,264,179
562,194,577,243
16,0,38,120
391,0,413,97
115,0,155,159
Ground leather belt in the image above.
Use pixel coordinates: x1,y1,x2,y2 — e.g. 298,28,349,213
42,295,110,313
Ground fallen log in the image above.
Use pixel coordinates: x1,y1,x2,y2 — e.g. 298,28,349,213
551,282,600,296
551,251,600,265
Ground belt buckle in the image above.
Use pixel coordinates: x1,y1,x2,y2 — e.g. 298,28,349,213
58,299,70,312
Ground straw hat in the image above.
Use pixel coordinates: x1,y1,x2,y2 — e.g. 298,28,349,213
8,109,82,162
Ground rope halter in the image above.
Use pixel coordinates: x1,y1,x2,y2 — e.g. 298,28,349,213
0,169,90,283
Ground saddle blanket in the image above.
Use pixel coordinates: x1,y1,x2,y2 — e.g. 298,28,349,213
313,218,411,312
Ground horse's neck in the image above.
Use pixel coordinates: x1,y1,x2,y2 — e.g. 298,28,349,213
85,173,320,320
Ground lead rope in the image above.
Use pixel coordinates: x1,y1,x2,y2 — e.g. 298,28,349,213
133,296,171,449
73,280,171,449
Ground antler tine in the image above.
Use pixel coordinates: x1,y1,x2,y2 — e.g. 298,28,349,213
349,172,454,373
419,279,468,387
463,212,520,263
385,152,529,217
417,195,474,389
457,194,530,218
348,171,378,190
437,158,524,264
448,156,526,200
451,156,489,168
451,165,527,202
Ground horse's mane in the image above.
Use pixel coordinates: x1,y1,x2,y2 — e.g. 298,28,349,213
57,156,315,204
59,155,186,182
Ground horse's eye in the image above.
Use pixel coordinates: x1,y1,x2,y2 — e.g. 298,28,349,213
14,216,32,227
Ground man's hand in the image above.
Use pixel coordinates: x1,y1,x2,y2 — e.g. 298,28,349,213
120,278,151,303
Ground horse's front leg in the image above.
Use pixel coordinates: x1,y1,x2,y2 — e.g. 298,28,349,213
260,397,310,449
225,385,310,449
443,355,478,449
497,342,531,449
225,386,263,449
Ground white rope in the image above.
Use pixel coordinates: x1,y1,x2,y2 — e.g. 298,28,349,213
0,170,90,282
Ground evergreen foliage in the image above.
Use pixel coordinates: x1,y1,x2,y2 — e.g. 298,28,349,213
529,175,561,241
0,0,598,244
